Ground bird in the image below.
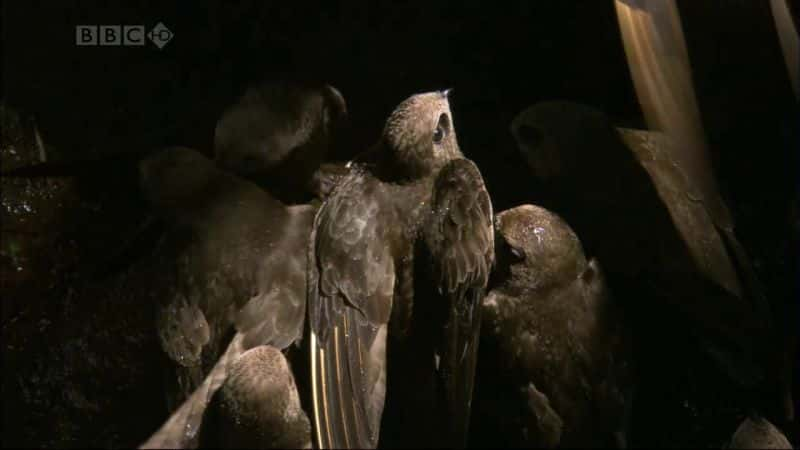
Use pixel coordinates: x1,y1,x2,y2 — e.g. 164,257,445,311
0,81,349,283
471,204,633,449
510,101,775,445
727,415,793,449
214,80,349,204
197,345,312,449
135,147,315,448
307,90,495,449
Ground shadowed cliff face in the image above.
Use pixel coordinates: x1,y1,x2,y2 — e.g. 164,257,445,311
2,1,796,448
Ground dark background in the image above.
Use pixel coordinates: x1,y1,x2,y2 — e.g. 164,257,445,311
2,1,797,447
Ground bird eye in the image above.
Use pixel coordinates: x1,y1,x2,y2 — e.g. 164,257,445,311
433,113,449,144
433,127,444,143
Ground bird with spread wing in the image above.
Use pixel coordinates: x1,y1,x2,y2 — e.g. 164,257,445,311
308,90,495,449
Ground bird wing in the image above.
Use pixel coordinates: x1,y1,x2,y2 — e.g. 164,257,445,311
233,204,316,351
620,128,772,329
618,128,741,295
309,174,395,449
424,159,495,299
158,178,312,359
620,128,772,383
145,196,313,448
421,158,495,446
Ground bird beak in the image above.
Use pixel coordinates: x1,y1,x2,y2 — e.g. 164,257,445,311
437,291,482,447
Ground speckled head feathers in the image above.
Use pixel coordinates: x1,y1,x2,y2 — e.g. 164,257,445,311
380,91,462,178
496,204,587,289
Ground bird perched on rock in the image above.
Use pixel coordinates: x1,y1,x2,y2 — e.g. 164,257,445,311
136,147,315,448
308,90,495,449
472,204,632,449
510,101,774,445
198,345,312,449
214,81,349,204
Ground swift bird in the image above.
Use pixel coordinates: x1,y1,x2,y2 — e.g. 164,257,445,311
1,82,348,279
136,147,314,448
214,81,349,204
473,205,632,448
198,345,312,449
308,90,495,449
510,101,774,444
727,415,793,449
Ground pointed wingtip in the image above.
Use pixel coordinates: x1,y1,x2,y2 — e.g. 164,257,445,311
310,330,329,449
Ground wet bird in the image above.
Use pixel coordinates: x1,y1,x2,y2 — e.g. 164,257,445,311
198,345,312,449
214,81,349,204
308,90,495,449
136,147,315,448
472,205,632,449
510,101,774,444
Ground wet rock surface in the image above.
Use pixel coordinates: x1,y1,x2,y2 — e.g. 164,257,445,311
1,104,167,448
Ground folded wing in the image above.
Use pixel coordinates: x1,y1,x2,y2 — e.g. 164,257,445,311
309,175,394,449
422,158,495,446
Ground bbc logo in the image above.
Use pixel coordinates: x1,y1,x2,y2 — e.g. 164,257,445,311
76,23,173,49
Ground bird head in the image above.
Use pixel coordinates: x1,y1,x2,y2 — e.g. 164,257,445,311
494,204,588,292
510,101,620,184
213,82,345,201
380,89,462,179
213,346,311,449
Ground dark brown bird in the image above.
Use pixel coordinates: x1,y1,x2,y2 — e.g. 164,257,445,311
198,345,312,449
214,81,348,204
510,101,774,445
136,147,315,448
308,90,495,449
472,205,632,449
727,415,793,449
